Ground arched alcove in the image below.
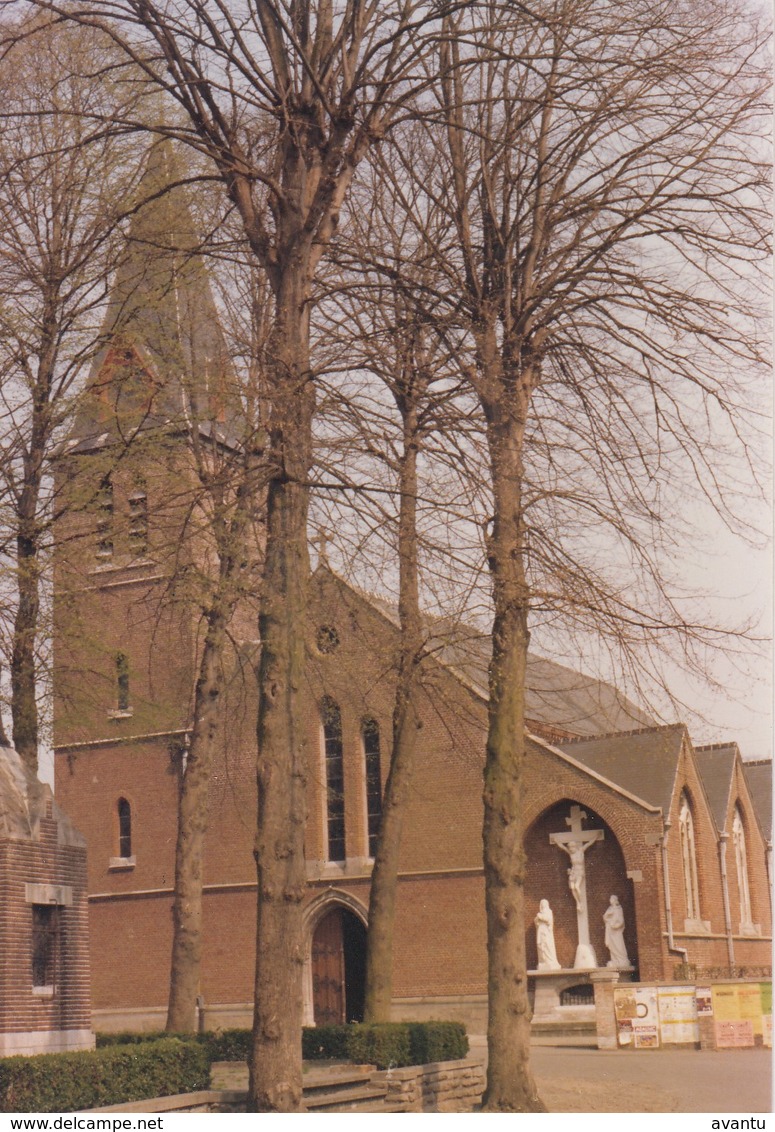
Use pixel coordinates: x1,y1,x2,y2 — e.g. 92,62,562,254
524,799,636,972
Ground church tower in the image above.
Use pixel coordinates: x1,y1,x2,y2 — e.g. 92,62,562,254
51,141,260,1021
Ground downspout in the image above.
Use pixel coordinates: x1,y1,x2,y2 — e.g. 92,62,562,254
766,842,772,908
717,831,735,967
661,820,688,967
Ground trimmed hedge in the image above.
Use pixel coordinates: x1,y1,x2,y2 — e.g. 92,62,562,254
303,1021,468,1070
95,1029,251,1064
0,1038,210,1114
93,1020,467,1080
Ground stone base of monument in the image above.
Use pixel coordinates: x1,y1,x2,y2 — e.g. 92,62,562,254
529,967,635,1038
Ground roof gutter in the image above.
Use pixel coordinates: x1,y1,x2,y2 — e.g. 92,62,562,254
661,820,688,967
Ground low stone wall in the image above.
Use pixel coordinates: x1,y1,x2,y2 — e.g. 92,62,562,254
373,1058,485,1113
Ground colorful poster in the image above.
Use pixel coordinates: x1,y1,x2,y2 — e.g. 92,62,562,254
760,983,772,1015
658,985,699,1044
762,1015,772,1049
614,986,659,1047
696,986,713,1016
714,1019,754,1048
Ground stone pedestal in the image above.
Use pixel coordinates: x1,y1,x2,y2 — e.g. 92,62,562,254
530,969,597,1024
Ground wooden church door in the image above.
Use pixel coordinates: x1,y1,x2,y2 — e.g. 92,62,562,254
312,909,345,1025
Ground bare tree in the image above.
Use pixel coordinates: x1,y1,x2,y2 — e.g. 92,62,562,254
316,160,479,1021
0,17,145,773
22,0,465,1108
425,0,770,1110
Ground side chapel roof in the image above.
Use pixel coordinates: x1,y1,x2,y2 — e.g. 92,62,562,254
693,742,738,833
741,759,773,842
66,139,240,452
555,724,687,815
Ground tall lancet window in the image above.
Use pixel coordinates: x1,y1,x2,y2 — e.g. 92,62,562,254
118,797,132,859
362,719,383,858
678,792,701,922
322,698,345,862
732,805,754,932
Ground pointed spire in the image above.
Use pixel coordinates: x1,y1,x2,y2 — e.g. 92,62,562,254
69,138,235,446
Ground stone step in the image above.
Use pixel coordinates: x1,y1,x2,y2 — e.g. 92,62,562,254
303,1066,375,1094
305,1083,390,1111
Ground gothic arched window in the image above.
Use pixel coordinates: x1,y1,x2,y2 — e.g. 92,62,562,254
732,805,754,932
362,719,383,858
118,797,132,859
322,698,345,862
678,792,701,922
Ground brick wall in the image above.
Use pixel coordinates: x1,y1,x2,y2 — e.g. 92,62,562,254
0,795,91,1055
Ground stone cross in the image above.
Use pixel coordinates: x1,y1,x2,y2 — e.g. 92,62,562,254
549,804,604,969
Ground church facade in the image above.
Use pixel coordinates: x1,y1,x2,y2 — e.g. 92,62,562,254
50,143,772,1033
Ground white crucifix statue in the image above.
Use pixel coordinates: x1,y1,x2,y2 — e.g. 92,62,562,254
549,805,605,969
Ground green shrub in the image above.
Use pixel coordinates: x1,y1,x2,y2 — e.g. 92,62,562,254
301,1024,352,1062
0,1038,210,1113
201,1030,251,1063
302,1021,468,1070
407,1021,468,1064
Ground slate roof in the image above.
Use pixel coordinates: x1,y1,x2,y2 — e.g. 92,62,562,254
694,743,738,833
742,760,773,842
0,746,84,846
331,569,657,739
68,140,241,450
555,725,687,815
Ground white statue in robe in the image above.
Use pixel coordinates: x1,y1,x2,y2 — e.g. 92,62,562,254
535,899,561,970
603,895,630,968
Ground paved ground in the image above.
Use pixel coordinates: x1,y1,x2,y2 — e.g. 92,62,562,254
213,1043,772,1113
526,1045,772,1113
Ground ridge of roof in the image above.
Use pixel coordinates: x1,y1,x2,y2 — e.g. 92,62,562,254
559,722,685,744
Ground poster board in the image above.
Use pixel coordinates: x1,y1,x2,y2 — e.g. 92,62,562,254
614,985,659,1048
658,985,699,1044
695,986,713,1016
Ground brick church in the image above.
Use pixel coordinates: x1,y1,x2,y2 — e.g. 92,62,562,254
51,143,772,1033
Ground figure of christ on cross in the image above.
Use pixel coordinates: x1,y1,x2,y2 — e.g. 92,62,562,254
549,805,605,969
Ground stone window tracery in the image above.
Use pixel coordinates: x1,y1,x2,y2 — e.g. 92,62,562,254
678,792,701,923
322,697,345,862
732,805,754,933
362,719,382,858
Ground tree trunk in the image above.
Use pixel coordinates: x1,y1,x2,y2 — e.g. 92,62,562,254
11,328,55,773
249,268,313,1113
480,388,544,1113
166,604,230,1032
363,409,422,1022
11,527,40,772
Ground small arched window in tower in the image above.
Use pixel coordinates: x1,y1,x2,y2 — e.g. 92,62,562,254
118,797,132,859
678,792,701,923
732,805,754,933
95,476,113,561
128,481,148,557
322,697,346,862
363,719,383,858
116,652,130,712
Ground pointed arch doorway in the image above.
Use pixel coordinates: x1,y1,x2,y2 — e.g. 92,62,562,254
310,904,367,1025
